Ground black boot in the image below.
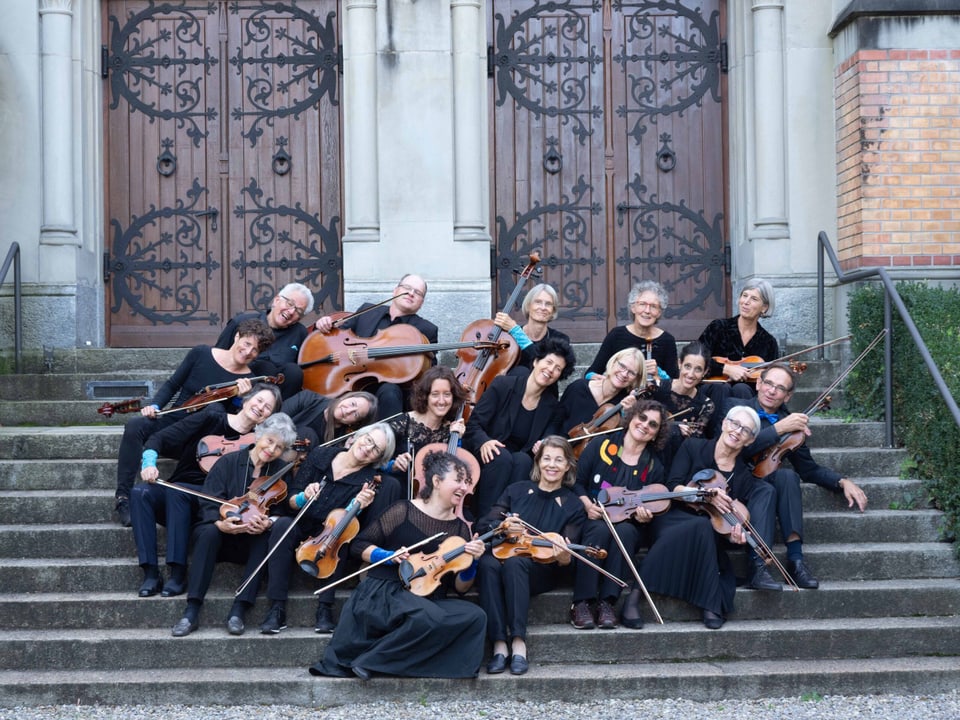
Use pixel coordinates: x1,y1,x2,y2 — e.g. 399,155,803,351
314,602,336,633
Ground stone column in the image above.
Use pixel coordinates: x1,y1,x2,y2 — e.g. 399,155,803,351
451,0,488,242
39,0,78,245
750,0,788,240
342,0,379,243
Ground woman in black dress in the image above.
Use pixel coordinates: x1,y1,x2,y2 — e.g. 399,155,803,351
585,280,679,381
493,283,571,369
649,341,718,471
463,336,577,518
569,400,668,631
308,451,486,680
258,422,400,635
559,347,644,436
698,278,779,400
170,412,298,637
476,436,586,676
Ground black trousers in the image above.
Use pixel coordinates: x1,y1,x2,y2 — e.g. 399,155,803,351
186,522,270,606
764,467,805,542
572,518,648,603
477,552,562,643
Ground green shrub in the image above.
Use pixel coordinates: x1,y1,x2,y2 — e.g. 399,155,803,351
846,282,960,549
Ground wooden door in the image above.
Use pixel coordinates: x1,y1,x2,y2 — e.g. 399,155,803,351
489,0,728,342
103,0,343,347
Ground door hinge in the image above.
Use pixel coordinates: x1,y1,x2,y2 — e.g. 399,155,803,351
719,41,728,74
487,45,495,78
101,45,109,78
103,251,112,281
723,244,731,275
489,246,497,279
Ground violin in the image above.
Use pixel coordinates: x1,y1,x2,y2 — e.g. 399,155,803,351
492,528,607,564
412,408,479,527
686,469,798,589
296,476,382,579
298,324,507,397
453,253,540,421
220,460,294,524
597,483,717,524
398,524,502,597
567,387,647,459
702,336,852,384
96,374,284,418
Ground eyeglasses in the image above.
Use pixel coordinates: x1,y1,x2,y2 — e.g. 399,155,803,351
724,418,756,437
397,283,426,299
278,294,307,318
759,378,791,395
613,360,639,379
359,434,383,455
633,301,662,313
634,413,661,430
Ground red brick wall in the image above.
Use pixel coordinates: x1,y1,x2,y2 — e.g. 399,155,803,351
835,49,960,270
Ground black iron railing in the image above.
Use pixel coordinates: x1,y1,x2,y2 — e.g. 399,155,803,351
817,230,960,447
0,242,22,374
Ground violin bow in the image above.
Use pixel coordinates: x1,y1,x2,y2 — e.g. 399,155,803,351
768,335,851,368
568,407,694,446
154,480,242,510
233,477,326,596
315,412,404,449
313,532,447,595
803,329,885,416
594,497,664,624
407,440,415,502
331,293,406,328
510,516,627,589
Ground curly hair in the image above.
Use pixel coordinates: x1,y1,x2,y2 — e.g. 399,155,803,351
409,366,467,419
235,318,275,352
621,399,670,451
531,336,578,382
418,450,473,500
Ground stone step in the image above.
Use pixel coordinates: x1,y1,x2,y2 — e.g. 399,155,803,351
0,655,955,707
2,615,958,673
4,541,956,592
3,578,958,631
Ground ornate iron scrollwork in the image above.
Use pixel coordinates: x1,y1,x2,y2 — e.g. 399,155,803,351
229,2,341,147
106,178,222,325
495,176,605,321
613,0,722,144
616,173,725,319
106,1,219,147
492,0,603,146
232,178,343,313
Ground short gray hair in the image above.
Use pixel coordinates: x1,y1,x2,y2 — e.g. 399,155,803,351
627,280,669,313
353,422,396,464
255,412,298,447
724,404,761,436
741,278,775,318
521,283,560,322
279,282,315,315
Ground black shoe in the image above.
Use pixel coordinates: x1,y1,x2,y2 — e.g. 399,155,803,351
748,564,783,591
226,615,245,636
509,654,529,676
702,609,725,630
787,558,820,589
486,653,508,674
569,600,596,629
138,575,162,598
352,665,372,681
619,589,644,629
259,604,287,635
115,498,132,527
171,617,198,637
314,603,336,634
596,599,618,629
161,577,186,598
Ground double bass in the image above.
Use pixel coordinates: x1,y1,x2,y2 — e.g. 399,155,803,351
453,253,541,420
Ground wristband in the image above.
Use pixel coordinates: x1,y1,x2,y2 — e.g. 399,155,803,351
657,367,670,380
457,559,479,582
141,449,159,470
508,325,533,350
370,547,394,564
584,372,597,381
149,404,160,412
294,492,307,509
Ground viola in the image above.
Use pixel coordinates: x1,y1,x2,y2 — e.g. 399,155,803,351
398,524,502,597
597,483,717,524
412,408,479,527
196,433,255,473
453,253,540,421
298,324,507,397
96,374,284,418
220,460,294,524
296,476,382,579
492,528,606,564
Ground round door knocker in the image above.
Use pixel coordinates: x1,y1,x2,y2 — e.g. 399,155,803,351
543,137,563,175
656,133,676,173
156,139,177,177
272,146,292,176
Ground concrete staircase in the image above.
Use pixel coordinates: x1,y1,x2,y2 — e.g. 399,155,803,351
0,348,959,707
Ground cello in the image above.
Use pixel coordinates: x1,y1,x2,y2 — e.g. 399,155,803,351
411,408,480,528
453,253,541,420
298,325,506,397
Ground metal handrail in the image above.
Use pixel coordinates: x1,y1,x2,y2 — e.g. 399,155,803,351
0,242,22,374
817,230,960,447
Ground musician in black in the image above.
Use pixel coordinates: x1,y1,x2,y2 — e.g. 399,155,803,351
313,274,439,420
170,413,298,638
258,423,400,635
733,363,868,590
215,282,314,400
113,319,274,527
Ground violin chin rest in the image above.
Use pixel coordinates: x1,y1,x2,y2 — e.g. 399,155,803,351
691,469,716,485
397,559,415,586
596,488,610,504
299,560,319,577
